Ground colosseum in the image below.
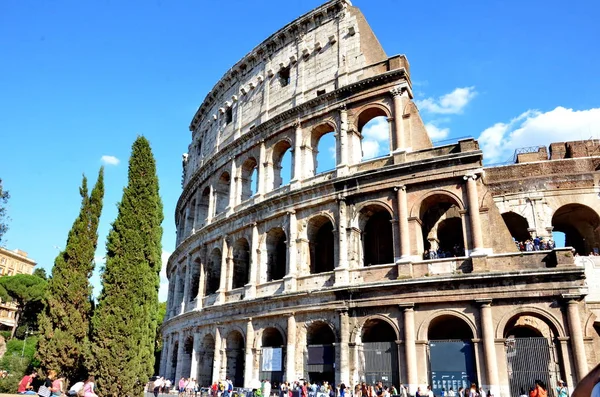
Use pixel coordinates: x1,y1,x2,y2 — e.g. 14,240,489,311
161,1,600,396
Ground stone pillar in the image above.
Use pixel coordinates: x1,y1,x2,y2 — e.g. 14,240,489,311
286,314,297,382
339,309,350,387
557,337,575,388
396,186,411,260
335,197,349,285
190,331,201,379
478,300,499,395
175,269,184,316
218,238,229,303
196,245,207,310
464,173,484,254
226,242,234,292
207,185,215,224
182,257,192,312
292,122,304,184
284,211,297,292
258,140,266,196
167,277,175,317
175,332,185,382
165,334,174,379
337,105,349,176
212,327,222,384
160,334,169,376
391,86,406,151
564,296,588,381
229,158,238,210
244,319,255,388
402,304,418,395
246,223,259,299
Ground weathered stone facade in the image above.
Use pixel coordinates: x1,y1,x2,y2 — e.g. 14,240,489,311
162,1,600,396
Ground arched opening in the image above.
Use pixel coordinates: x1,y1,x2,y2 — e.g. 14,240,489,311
362,206,394,266
224,331,245,387
176,268,185,310
198,187,211,227
198,334,215,386
428,315,476,396
552,204,600,255
360,319,399,386
306,322,336,386
358,108,390,161
187,200,196,233
503,314,564,397
308,216,335,274
215,172,231,214
311,124,336,176
189,257,201,302
232,238,250,289
206,248,222,295
266,227,287,282
260,327,286,384
181,335,194,380
420,195,465,258
502,212,531,243
241,157,258,201
272,140,292,191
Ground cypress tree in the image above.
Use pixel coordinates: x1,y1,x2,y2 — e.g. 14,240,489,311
90,137,163,397
37,168,104,381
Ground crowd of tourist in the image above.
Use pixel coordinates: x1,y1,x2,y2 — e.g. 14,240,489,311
514,237,555,252
17,370,99,397
423,244,465,260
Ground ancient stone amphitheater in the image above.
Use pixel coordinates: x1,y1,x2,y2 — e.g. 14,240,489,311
161,1,600,396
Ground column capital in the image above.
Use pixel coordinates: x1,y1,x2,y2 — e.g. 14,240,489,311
338,103,348,112
394,185,407,192
293,119,302,129
475,298,493,306
337,308,349,315
463,173,478,181
287,209,296,216
562,293,586,302
399,302,415,310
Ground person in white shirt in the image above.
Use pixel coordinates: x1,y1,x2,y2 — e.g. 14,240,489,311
264,380,272,397
153,377,164,397
67,381,84,397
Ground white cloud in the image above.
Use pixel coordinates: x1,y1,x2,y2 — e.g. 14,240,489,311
328,144,336,162
425,123,450,140
416,86,477,114
100,155,120,166
159,250,171,302
478,106,600,163
362,116,389,159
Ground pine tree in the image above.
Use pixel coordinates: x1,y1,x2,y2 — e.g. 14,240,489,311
37,168,104,381
90,137,163,397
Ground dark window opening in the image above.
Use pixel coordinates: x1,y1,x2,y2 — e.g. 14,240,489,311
226,108,233,124
317,89,326,96
279,67,290,87
196,140,202,155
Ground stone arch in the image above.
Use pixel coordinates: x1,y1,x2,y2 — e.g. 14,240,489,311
266,227,287,281
495,306,566,339
232,237,250,289
358,203,394,266
253,323,288,349
271,138,293,190
410,189,465,218
501,211,531,242
240,156,259,201
215,171,231,214
351,314,400,344
308,121,337,176
261,326,286,347
355,104,392,132
355,105,392,161
197,332,216,386
188,256,201,302
307,214,336,274
552,203,600,255
585,311,599,338
224,328,246,387
417,309,479,340
206,247,222,295
304,318,339,343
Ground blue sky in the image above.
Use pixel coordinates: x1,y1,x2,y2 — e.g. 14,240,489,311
1,0,599,300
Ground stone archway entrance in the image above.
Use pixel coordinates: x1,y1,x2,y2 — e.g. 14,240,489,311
259,327,286,384
306,321,336,386
360,318,399,386
504,315,563,397
198,334,215,387
224,331,245,387
552,204,600,255
428,315,477,396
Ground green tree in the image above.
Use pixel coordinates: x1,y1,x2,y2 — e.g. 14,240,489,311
90,137,163,396
32,268,47,280
36,168,104,381
0,274,47,338
0,178,9,245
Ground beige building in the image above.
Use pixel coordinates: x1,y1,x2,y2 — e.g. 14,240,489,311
161,1,600,396
0,247,36,329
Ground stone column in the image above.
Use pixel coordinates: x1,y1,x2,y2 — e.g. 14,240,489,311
246,223,259,299
339,309,350,387
564,296,588,381
190,331,201,379
557,337,575,388
292,122,304,184
196,245,207,310
396,186,411,260
337,105,349,176
286,314,297,382
464,174,484,254
212,327,222,384
175,332,185,381
182,257,192,312
391,86,406,151
165,334,174,379
175,270,184,316
402,304,418,395
167,277,175,317
284,211,298,292
160,334,169,376
207,185,215,224
335,197,349,285
478,300,499,395
229,158,238,210
218,238,229,303
257,140,266,196
226,242,234,292
244,319,255,388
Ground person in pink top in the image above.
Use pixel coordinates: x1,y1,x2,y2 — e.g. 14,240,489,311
82,376,99,397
